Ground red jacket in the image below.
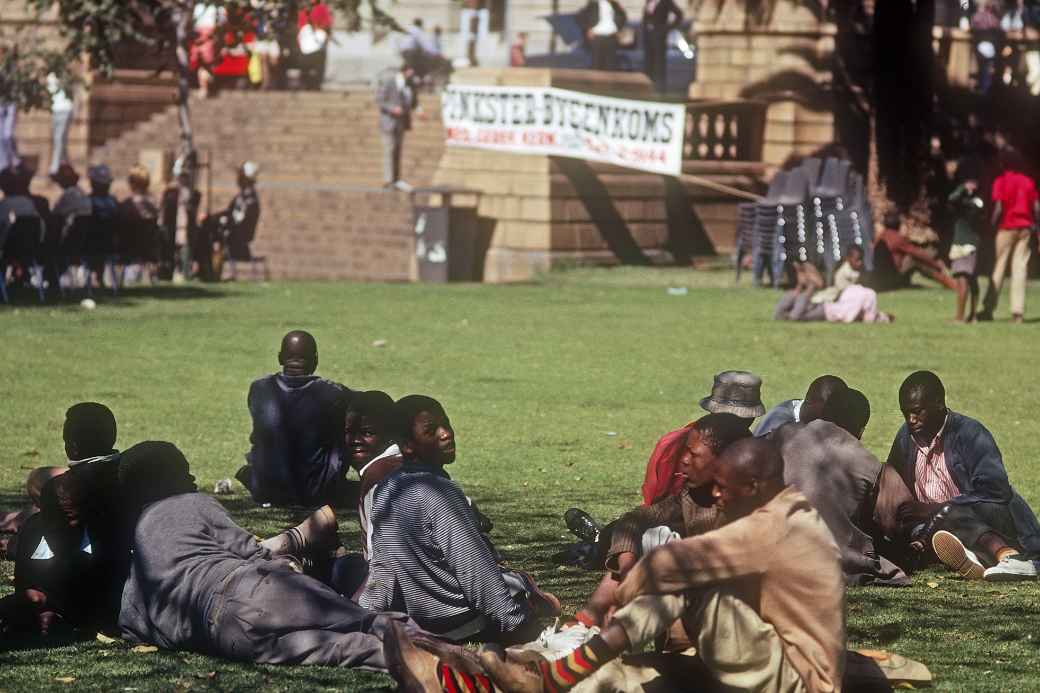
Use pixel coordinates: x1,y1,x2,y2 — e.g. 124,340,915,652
640,422,695,505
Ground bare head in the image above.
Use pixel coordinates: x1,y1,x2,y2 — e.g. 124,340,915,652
801,375,848,424
278,330,318,376
711,437,785,519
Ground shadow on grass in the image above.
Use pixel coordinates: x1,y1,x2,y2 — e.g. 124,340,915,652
0,284,233,310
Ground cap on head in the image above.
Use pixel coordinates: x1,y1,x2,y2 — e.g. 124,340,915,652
63,402,117,459
87,164,113,186
899,370,945,407
240,161,260,180
691,412,752,454
278,330,318,374
699,371,766,419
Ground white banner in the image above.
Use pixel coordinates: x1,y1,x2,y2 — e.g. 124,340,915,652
440,84,687,176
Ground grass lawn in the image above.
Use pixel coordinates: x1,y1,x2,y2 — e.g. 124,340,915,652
1,268,1039,691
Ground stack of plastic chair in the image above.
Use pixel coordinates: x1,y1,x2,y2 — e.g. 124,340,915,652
812,157,851,282
752,171,789,287
0,216,47,304
844,171,875,270
776,166,814,273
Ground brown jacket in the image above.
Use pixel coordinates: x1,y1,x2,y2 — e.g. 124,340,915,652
617,486,845,693
606,485,723,571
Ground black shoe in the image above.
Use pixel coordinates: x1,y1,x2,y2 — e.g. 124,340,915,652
564,508,601,544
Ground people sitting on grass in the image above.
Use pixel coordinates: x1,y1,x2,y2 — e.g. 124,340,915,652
774,247,866,322
237,330,354,507
0,402,119,558
776,282,893,323
754,373,847,436
872,210,958,292
389,437,846,693
360,395,560,644
571,413,751,630
117,440,438,670
336,390,404,599
876,370,1040,581
0,403,126,637
640,370,763,505
770,392,910,586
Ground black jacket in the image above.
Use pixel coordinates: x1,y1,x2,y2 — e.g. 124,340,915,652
576,1,628,39
642,0,683,35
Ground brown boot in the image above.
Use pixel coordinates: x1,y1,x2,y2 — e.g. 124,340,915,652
479,645,545,693
383,621,443,692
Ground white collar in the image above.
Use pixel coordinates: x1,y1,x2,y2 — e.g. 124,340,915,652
792,399,803,422
359,443,401,477
68,451,119,468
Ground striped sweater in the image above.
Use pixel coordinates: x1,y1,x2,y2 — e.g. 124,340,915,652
359,464,529,636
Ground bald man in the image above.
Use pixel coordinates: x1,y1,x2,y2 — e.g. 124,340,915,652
238,331,355,507
392,438,846,693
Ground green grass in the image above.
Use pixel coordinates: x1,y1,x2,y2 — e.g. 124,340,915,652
1,268,1040,691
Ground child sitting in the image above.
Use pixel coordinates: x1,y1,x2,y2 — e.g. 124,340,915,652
360,395,559,644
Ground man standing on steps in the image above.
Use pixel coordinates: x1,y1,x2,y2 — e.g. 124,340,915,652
377,64,417,193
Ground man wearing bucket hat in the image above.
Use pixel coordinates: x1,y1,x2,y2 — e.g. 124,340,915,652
638,371,765,505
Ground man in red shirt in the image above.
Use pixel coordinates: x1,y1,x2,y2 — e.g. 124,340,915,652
980,148,1040,323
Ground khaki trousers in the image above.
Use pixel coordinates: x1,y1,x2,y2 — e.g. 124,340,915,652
573,590,806,693
984,228,1033,317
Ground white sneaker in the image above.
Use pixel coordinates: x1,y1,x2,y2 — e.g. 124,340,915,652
531,621,600,661
984,555,1039,582
932,530,985,580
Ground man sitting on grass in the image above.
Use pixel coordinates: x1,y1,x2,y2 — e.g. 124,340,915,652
570,413,750,630
238,330,354,507
1,402,119,558
361,395,559,644
771,391,910,586
639,370,763,505
386,437,846,693
754,374,847,437
118,440,432,670
880,371,1040,581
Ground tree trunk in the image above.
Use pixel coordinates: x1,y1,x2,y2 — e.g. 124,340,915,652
173,1,196,169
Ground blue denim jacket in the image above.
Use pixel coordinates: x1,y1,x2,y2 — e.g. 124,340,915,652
886,411,1040,554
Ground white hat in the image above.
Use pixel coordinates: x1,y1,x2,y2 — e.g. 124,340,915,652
241,161,260,179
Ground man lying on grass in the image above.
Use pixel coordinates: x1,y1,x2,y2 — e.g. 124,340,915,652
877,370,1040,581
118,440,445,670
386,437,846,692
360,395,560,644
568,413,751,631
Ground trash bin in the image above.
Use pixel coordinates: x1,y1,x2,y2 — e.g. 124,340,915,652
412,187,481,282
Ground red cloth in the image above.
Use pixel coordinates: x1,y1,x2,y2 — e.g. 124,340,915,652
992,171,1039,230
640,422,695,505
298,3,333,30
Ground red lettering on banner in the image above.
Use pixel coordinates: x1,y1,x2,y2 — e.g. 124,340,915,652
476,129,516,145
522,131,556,146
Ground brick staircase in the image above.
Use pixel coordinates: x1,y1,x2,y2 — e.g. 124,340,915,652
92,89,445,281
